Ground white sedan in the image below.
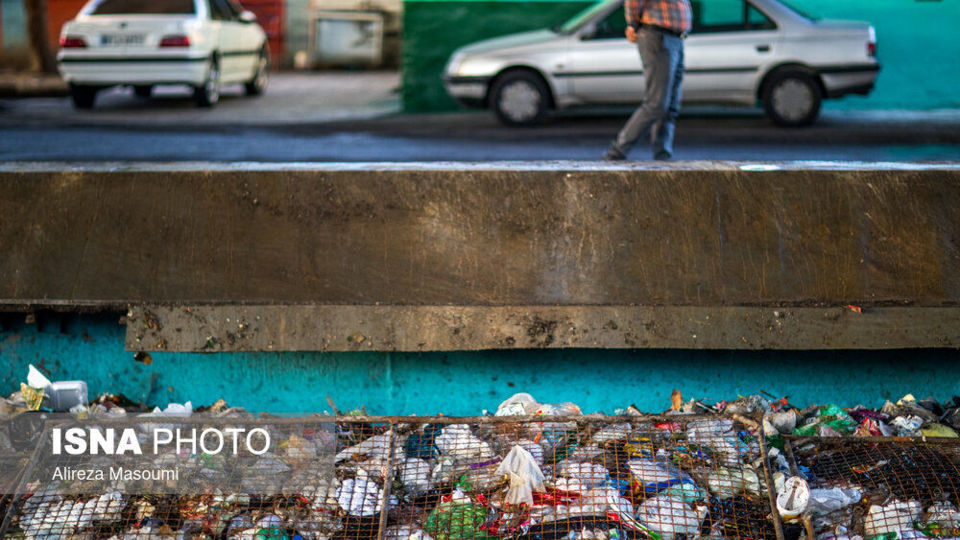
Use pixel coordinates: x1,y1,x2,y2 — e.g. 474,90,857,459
445,0,879,126
57,0,269,108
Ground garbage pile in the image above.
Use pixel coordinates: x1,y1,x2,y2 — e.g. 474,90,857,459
1,367,960,540
778,437,960,540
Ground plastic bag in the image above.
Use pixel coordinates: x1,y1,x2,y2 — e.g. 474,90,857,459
337,477,396,516
636,495,706,540
436,425,495,459
401,457,433,494
423,501,497,540
495,393,581,416
891,416,924,437
558,461,610,487
627,458,692,494
807,487,862,515
921,423,959,438
703,468,745,499
384,525,435,540
793,404,856,436
497,445,546,506
864,500,922,536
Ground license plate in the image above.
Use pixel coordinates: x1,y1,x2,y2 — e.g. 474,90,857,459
100,33,145,46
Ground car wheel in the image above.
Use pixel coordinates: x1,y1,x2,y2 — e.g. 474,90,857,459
762,70,822,127
194,56,221,108
244,48,269,97
133,85,153,98
490,70,550,126
70,85,98,109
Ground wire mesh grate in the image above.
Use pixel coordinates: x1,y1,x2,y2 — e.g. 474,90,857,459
0,414,784,539
784,436,960,539
382,416,778,540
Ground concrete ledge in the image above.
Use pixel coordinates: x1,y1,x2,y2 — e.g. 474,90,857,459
126,304,960,351
3,163,960,349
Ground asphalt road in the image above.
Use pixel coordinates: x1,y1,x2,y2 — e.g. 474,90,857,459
2,82,958,162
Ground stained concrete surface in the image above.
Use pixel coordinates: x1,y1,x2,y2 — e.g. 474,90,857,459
3,165,959,308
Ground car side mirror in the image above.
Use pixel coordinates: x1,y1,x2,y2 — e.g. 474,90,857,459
238,10,257,23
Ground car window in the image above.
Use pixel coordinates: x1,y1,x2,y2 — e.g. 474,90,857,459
587,6,627,40
690,0,776,33
558,0,619,35
747,5,776,30
208,0,234,20
89,0,195,15
224,0,244,18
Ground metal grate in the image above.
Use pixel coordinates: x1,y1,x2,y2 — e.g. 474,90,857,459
0,414,782,539
784,436,960,539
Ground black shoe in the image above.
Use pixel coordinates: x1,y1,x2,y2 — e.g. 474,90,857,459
603,147,626,161
654,151,672,161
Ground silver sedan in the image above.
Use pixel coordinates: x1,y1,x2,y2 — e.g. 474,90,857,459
444,0,879,126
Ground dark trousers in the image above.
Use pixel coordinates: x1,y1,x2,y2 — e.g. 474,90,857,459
612,27,685,159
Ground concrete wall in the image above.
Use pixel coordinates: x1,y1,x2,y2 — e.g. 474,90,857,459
3,164,960,351
2,314,960,414
3,165,959,309
402,0,960,112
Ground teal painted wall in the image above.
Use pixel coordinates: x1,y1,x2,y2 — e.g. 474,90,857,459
2,314,958,414
401,0,960,113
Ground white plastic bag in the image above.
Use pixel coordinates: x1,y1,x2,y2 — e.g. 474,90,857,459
497,445,546,506
637,496,705,540
864,500,922,536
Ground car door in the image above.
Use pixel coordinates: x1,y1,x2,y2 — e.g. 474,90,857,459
208,0,245,80
683,0,780,103
564,2,645,103
228,0,264,77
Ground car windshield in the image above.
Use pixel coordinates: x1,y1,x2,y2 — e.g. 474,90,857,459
89,0,195,15
775,0,817,21
555,0,620,34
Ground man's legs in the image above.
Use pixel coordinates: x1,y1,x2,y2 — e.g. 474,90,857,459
606,30,683,160
651,37,684,160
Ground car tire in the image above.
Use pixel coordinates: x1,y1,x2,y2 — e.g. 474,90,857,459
194,56,221,108
762,69,822,127
70,85,97,109
244,47,269,97
133,85,153,98
490,70,550,126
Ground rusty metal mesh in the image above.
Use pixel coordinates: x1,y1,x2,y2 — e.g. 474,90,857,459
0,415,786,539
784,436,960,539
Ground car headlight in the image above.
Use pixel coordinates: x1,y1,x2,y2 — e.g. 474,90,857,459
446,52,466,76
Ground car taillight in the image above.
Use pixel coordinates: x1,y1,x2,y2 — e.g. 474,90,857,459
59,35,87,48
867,41,877,57
159,35,190,47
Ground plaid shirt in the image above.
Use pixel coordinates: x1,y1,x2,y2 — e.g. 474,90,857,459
625,0,693,36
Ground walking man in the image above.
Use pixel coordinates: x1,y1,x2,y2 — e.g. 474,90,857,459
604,0,692,161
